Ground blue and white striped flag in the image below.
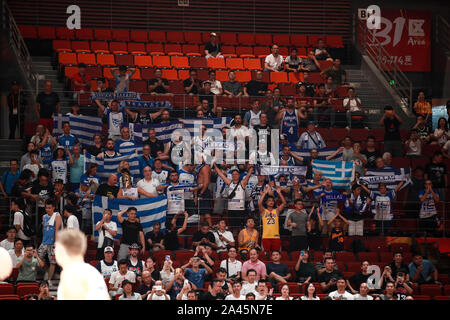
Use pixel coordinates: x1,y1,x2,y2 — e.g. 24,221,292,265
360,168,411,192
312,160,355,189
123,121,182,145
290,146,343,161
181,117,232,134
92,195,167,240
53,114,102,147
85,151,140,182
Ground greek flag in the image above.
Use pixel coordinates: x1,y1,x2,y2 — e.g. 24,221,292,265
53,114,102,147
290,146,343,161
360,168,411,192
92,195,167,240
85,151,140,182
312,160,355,189
123,121,182,144
181,117,232,134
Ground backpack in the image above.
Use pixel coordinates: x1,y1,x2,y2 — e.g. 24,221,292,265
20,210,35,237
351,238,366,254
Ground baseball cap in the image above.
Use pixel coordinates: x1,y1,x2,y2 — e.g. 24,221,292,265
307,121,316,126
210,32,217,37
104,246,114,253
129,243,140,250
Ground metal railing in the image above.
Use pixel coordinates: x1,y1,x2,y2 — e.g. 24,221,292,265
357,19,413,113
436,15,450,56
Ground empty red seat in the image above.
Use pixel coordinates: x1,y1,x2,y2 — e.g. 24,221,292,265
221,46,237,57
64,66,79,79
182,44,201,56
278,46,289,56
58,52,77,65
94,28,112,41
254,46,270,57
166,31,184,43
0,295,20,300
171,56,189,69
288,72,303,84
56,27,74,40
97,54,115,66
130,30,148,42
221,32,238,45
38,26,55,39
109,42,128,54
86,65,102,78
434,296,450,300
184,31,202,44
291,34,308,47
148,31,166,43
238,33,256,45
255,33,273,46
326,35,344,48
413,295,431,300
18,25,37,38
273,34,290,46
169,80,185,94
153,55,171,68
235,71,251,83
129,80,148,93
189,56,208,69
161,69,179,81
420,284,442,297
146,43,164,55
77,53,96,65
270,72,288,84
141,68,155,80
308,35,324,47
165,44,182,55
75,28,94,40
128,42,146,54
216,95,232,109
112,29,130,41
16,283,39,298
226,58,244,70
116,54,134,67
320,60,333,71
53,40,72,52
0,283,14,295
391,157,411,169
236,46,254,58
207,57,226,69
244,58,261,70
307,72,325,83
357,252,379,263
134,55,152,68
389,243,410,253
346,262,361,273
177,69,190,81
215,70,229,82
335,252,357,262
90,41,109,53
70,41,90,52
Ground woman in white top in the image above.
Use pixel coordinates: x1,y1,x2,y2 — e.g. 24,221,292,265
276,284,293,300
432,117,450,146
404,129,423,157
160,260,175,288
301,283,320,300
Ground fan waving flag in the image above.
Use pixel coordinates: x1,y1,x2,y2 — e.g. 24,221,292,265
290,146,343,161
181,117,232,134
53,113,102,147
85,151,140,182
360,168,411,192
312,160,355,189
123,121,182,144
92,195,167,240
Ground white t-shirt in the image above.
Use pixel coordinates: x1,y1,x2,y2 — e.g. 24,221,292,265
213,230,235,253
122,187,139,199
301,296,320,300
66,215,80,230
220,259,242,279
166,184,185,215
241,282,257,296
58,262,110,300
227,182,246,211
119,293,142,300
433,128,449,146
148,293,169,300
210,80,222,95
8,249,24,267
276,296,293,300
23,163,40,181
96,220,118,248
405,139,422,155
265,54,283,71
13,211,31,240
255,291,267,300
109,270,136,288
343,97,362,112
328,290,354,300
0,239,14,251
137,178,161,198
225,294,246,300
353,294,374,300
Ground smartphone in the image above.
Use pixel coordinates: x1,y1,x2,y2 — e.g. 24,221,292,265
165,255,170,261
154,285,162,291
300,250,305,257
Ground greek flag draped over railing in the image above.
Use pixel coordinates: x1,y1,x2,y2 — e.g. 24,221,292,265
360,168,411,192
181,117,232,134
53,113,102,147
312,160,355,189
90,91,141,102
290,146,343,161
121,100,173,110
257,165,307,176
92,195,167,240
123,121,182,144
84,151,140,182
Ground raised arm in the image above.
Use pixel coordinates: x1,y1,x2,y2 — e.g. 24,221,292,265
117,209,126,224
241,166,254,188
177,211,189,235
213,162,231,185
326,147,344,161
275,186,286,215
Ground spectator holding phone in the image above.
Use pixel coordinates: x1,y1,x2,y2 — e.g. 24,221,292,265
379,106,403,157
294,250,316,284
147,280,170,300
181,256,212,290
16,244,45,283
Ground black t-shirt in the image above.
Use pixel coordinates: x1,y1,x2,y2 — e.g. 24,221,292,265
328,228,345,252
11,181,31,198
318,269,344,293
361,149,381,168
383,117,401,141
148,78,169,94
137,282,155,295
120,219,143,245
199,92,215,109
253,124,272,151
163,229,180,251
201,291,225,300
145,230,165,249
31,181,54,205
266,262,290,277
192,231,216,250
387,262,409,279
349,272,370,292
204,42,221,56
36,91,59,119
144,138,165,158
425,162,447,188
95,183,119,198
183,78,200,95
86,145,103,157
246,80,268,97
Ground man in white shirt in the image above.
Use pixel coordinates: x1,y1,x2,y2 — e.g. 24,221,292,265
109,259,137,298
328,278,355,300
207,70,223,95
241,269,258,295
213,219,235,254
95,209,118,260
343,87,368,130
136,166,164,198
0,227,16,251
264,45,284,72
64,206,79,230
353,282,374,300
8,239,24,267
225,281,246,300
229,114,249,158
220,247,242,280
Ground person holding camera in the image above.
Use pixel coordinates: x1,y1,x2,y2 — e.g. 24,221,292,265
181,256,213,290
393,272,413,300
95,209,117,260
147,280,170,300
192,223,217,251
379,106,403,157
220,247,242,281
213,219,235,254
378,265,395,291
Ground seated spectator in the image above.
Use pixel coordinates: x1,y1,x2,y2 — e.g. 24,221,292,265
418,180,440,235
254,280,272,300
276,284,293,300
241,269,258,295
237,217,261,259
294,84,313,113
95,174,119,199
244,70,268,97
360,136,381,168
108,259,136,298
202,278,226,300
284,47,304,72
241,248,267,281
301,282,320,300
38,281,55,300
321,59,347,85
353,282,374,300
265,250,291,290
219,247,242,281
204,32,223,59
313,84,334,127
96,246,118,279
324,76,336,96
243,100,262,128
145,221,165,252
137,270,156,300
144,256,161,280
172,270,192,300
301,51,321,73
222,71,243,97
393,272,413,300
160,259,174,289
110,65,136,93
92,77,114,117
294,249,316,284
307,209,324,251
318,257,344,293
183,69,201,95
327,210,349,252
328,278,354,300
15,243,44,283
344,87,368,129
0,159,21,198
314,39,333,61
387,252,411,281
409,253,440,285
118,279,142,300
347,261,373,294
404,129,423,157
126,243,145,281
413,91,432,129
199,81,216,109
181,256,212,290
378,265,395,291
297,121,326,149
375,281,397,300
424,151,447,201
71,62,91,100
212,219,235,254
206,70,223,95
207,267,231,295
263,87,285,129
264,45,284,72
412,115,431,142
431,117,450,146
225,281,245,300
192,222,217,251
147,280,170,300
148,68,171,95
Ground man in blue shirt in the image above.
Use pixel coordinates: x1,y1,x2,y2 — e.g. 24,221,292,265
181,256,212,290
137,145,154,179
418,180,440,235
319,178,344,234
409,253,440,285
58,122,79,153
114,127,138,155
0,159,21,197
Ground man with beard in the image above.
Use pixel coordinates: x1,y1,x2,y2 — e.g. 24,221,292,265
97,139,121,159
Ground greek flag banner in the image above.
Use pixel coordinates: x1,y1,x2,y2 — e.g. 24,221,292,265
360,168,411,192
290,146,343,161
53,113,102,147
121,100,173,110
90,91,141,101
312,160,355,189
85,151,140,182
123,121,182,145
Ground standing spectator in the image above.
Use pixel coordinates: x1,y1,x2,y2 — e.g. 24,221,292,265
277,97,305,144
409,253,440,285
95,174,119,199
220,247,242,281
297,121,326,149
265,251,291,290
328,278,354,300
361,136,381,169
424,151,447,201
353,282,374,300
301,282,320,300
35,80,61,132
144,128,166,158
413,91,432,129
313,84,334,127
137,145,154,178
314,39,333,61
411,115,431,142
75,181,95,234
181,256,212,290
114,127,137,155
286,199,310,252
160,259,175,288
109,259,136,298
148,68,170,95
118,280,142,300
243,100,262,128
144,257,161,281
344,184,370,237
72,63,91,101
418,180,440,235
116,207,145,261
241,248,267,281
222,71,243,97
127,243,145,281
68,144,84,191
126,106,164,125
344,87,368,129
327,210,349,252
294,250,316,284
7,81,26,139
110,65,136,93
307,208,324,251
204,32,222,59
379,106,403,157
0,159,21,198
11,198,33,244
137,166,163,198
207,70,223,95
318,179,343,234
20,142,39,170
95,246,118,279
63,206,79,230
85,134,103,157
264,45,284,72
50,146,72,184
0,227,17,251
405,130,423,158
318,257,344,293
96,99,125,141
321,59,347,85
244,70,268,97
183,69,201,95
16,244,45,283
30,169,54,220
162,211,188,252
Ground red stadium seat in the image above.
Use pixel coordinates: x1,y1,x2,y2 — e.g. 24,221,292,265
75,28,93,40
141,68,155,80
326,36,344,48
288,72,303,84
166,31,184,43
434,296,450,300
171,56,190,69
349,128,369,141
221,32,238,45
94,28,112,41
165,44,183,56
182,44,201,56
130,68,141,80
56,27,74,40
244,58,262,71
110,42,128,54
308,35,323,47
389,243,410,253
235,71,252,83
420,284,442,297
238,33,256,45
273,34,290,46
175,250,195,263
58,52,77,65
226,58,244,70
236,46,254,58
215,70,229,82
37,26,55,39
183,31,202,44
127,42,146,55
169,80,184,94
16,283,40,298
320,60,334,72
153,55,171,68
90,41,109,53
116,54,134,67
189,56,208,69
148,31,166,43
112,29,130,41
335,252,357,262
291,34,308,47
279,84,296,96
18,25,37,38
161,69,179,81
270,72,289,84
70,41,90,53
64,66,79,79
391,157,411,169
134,55,152,68
146,43,165,55
53,40,72,52
77,53,96,65
307,72,325,83
255,34,273,46
97,54,115,66
413,295,431,300
278,46,289,56
357,252,379,263
253,46,270,57
130,30,148,42
328,128,349,142
0,295,20,300
0,283,14,295
129,80,148,93
207,57,226,69
221,46,237,57
346,262,362,273
217,95,232,109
